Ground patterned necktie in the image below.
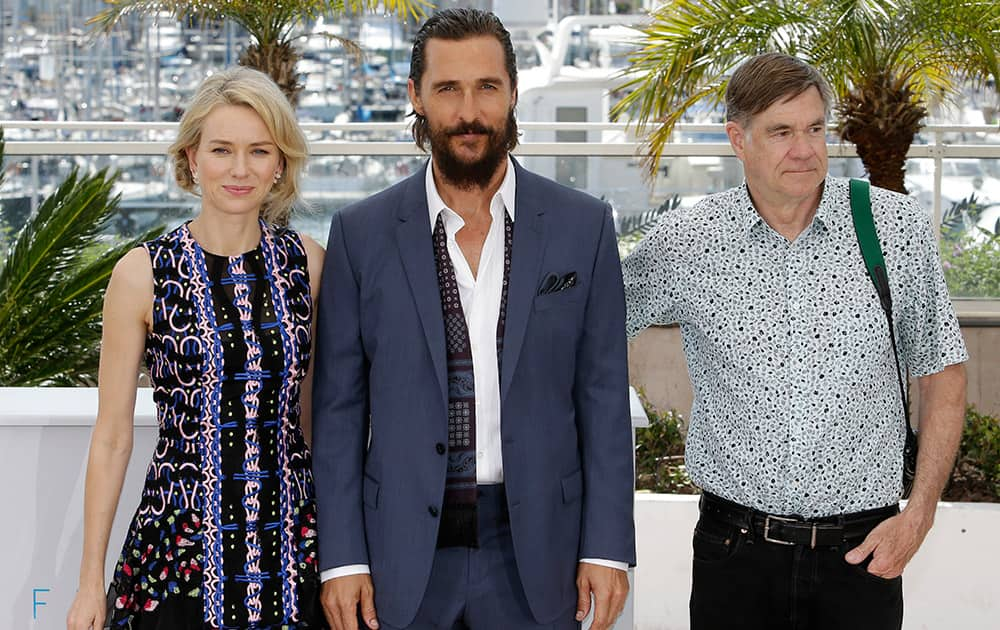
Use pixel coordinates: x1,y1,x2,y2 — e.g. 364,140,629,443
431,210,513,547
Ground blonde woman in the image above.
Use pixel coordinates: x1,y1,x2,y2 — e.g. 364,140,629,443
67,66,327,629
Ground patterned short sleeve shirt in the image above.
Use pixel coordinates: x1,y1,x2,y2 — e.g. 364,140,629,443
623,176,968,517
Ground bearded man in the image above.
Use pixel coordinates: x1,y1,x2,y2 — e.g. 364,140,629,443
311,8,636,630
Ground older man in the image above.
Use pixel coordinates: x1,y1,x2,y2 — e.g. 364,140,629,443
624,53,967,630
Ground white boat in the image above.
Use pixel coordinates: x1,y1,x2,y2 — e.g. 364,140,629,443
514,15,738,218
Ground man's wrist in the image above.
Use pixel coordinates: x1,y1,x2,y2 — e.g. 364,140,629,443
579,557,628,571
320,564,371,583
901,496,937,524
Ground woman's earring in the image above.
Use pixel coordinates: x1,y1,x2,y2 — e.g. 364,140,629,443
191,169,199,185
273,171,282,184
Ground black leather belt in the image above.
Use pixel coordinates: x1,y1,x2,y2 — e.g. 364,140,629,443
699,492,899,549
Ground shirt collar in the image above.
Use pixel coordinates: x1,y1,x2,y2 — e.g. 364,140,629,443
733,183,763,237
812,176,836,229
425,155,517,234
735,175,835,238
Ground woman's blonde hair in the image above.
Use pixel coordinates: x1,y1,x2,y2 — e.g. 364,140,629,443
169,66,308,225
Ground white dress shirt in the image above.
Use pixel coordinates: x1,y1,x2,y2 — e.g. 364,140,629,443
322,157,624,581
427,155,514,485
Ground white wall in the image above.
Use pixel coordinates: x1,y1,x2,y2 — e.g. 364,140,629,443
4,387,997,629
1,388,645,629
1,388,157,629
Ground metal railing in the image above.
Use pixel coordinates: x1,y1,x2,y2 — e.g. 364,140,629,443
4,120,1000,228
3,120,999,316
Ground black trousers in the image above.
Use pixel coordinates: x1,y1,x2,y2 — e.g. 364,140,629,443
690,493,903,630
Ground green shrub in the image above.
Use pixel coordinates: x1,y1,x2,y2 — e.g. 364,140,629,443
942,232,1000,298
635,391,1000,502
939,194,1000,298
944,406,1000,502
633,389,698,494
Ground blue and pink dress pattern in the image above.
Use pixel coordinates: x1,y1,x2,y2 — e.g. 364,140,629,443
106,222,324,629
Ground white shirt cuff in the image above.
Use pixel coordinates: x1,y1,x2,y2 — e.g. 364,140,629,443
580,558,629,571
322,560,625,582
321,564,371,582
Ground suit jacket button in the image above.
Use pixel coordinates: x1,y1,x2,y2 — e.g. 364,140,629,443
428,506,439,517
436,443,446,455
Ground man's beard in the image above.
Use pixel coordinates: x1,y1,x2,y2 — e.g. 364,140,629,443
428,110,517,190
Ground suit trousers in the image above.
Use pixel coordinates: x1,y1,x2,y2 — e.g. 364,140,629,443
379,484,580,630
689,494,903,630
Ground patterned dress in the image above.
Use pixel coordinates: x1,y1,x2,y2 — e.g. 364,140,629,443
106,221,325,629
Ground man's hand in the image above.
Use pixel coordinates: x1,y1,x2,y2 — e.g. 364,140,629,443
844,505,934,579
575,563,629,630
321,574,379,630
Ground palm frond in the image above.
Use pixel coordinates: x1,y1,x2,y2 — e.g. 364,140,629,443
294,31,364,61
4,232,157,385
88,0,431,105
615,0,1000,182
0,144,163,386
942,194,1000,241
0,170,118,315
88,1,223,34
89,0,430,46
348,0,432,22
0,129,6,256
611,0,807,177
619,195,682,239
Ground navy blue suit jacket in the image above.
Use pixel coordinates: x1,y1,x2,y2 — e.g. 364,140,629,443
312,159,635,627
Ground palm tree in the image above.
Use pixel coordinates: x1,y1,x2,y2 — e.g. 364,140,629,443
89,0,431,105
0,129,163,386
612,0,1000,192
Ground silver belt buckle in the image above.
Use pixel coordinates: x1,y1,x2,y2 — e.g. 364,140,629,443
763,514,801,546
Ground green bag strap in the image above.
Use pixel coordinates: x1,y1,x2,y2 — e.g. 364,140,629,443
849,178,890,311
848,178,913,436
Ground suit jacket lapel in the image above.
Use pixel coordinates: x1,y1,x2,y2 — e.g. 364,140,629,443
395,163,449,407
500,161,546,403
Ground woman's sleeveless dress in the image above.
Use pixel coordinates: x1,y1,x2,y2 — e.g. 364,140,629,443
105,222,325,629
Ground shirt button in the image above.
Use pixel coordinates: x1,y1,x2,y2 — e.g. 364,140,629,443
436,443,446,455
428,506,439,517
477,451,484,459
